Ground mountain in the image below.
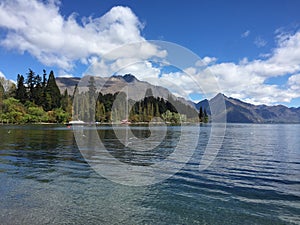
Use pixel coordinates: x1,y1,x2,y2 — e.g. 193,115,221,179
196,93,300,123
55,77,80,95
0,76,15,93
56,74,194,105
56,75,300,123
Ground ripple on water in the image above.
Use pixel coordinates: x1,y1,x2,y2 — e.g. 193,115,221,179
0,124,299,224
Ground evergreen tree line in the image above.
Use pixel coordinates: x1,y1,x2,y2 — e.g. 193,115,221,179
198,106,209,123
16,69,62,110
73,77,209,124
74,90,201,124
0,69,71,124
0,72,209,124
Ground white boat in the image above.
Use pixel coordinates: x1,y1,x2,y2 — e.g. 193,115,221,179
66,120,86,126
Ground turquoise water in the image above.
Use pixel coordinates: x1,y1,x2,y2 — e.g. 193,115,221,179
0,124,299,224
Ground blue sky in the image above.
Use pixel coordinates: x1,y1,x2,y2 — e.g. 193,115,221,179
0,0,300,106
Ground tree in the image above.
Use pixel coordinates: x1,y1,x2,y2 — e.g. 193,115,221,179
15,74,27,103
45,71,61,111
161,110,181,124
47,108,70,123
72,84,79,120
1,98,26,123
24,102,48,123
204,108,209,123
199,106,203,122
42,69,47,88
145,88,153,97
61,89,72,116
26,69,36,102
24,69,45,106
33,75,43,105
0,81,4,112
87,76,97,122
95,101,106,122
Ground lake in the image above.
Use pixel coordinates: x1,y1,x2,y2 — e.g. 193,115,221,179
0,124,299,224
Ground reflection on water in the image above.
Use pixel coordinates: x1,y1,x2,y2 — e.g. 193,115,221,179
96,126,180,166
0,124,299,224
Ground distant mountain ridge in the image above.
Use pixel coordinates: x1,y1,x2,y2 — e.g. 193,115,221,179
56,75,300,123
196,93,300,123
56,74,193,105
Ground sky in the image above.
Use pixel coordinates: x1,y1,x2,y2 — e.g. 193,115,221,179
0,0,300,106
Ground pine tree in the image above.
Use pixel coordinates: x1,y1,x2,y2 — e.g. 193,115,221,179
61,89,72,115
204,108,209,123
199,106,203,122
15,74,27,103
24,69,45,105
87,76,97,122
33,75,43,106
42,69,47,88
26,69,36,102
0,81,4,112
45,71,61,111
95,101,106,122
72,84,79,120
145,88,153,97
155,102,160,117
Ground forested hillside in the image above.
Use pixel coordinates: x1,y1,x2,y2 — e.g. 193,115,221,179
0,70,203,124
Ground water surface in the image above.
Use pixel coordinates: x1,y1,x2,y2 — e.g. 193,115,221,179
0,124,299,224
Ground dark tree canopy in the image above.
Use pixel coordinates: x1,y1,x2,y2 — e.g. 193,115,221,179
0,81,4,112
16,74,27,103
45,70,61,111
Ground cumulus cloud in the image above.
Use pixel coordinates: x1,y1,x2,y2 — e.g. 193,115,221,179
86,41,167,78
119,30,300,105
0,0,300,106
189,30,300,104
86,29,300,105
0,0,161,71
195,56,217,67
288,74,300,92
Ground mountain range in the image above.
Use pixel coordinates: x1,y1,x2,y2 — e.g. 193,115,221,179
196,93,300,123
56,75,300,123
56,74,174,102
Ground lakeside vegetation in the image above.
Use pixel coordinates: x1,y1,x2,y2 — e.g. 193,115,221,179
0,69,208,124
0,69,71,124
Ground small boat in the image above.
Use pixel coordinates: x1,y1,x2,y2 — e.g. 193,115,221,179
65,120,86,126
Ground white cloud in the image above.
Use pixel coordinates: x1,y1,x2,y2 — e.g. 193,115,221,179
132,30,300,105
0,0,154,70
174,30,300,105
288,74,300,92
117,61,161,81
241,30,250,38
269,31,300,68
195,56,217,67
254,36,267,47
57,70,74,78
86,29,300,105
85,45,166,77
0,1,300,106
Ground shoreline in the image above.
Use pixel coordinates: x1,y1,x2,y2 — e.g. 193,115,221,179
1,121,300,126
